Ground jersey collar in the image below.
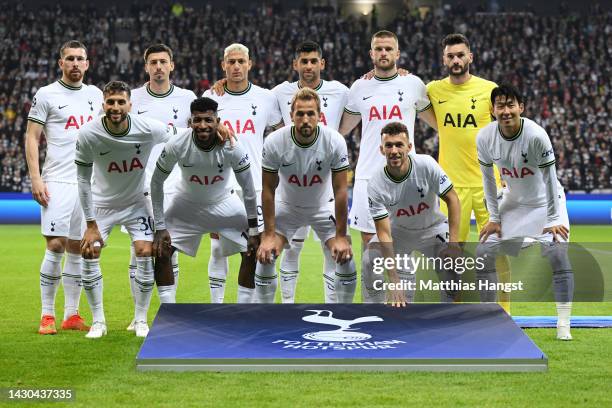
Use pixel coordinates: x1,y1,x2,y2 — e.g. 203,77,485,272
58,79,83,91
291,125,320,148
384,156,412,183
146,83,175,98
102,115,131,137
498,118,524,141
224,82,252,96
297,80,324,91
374,72,399,82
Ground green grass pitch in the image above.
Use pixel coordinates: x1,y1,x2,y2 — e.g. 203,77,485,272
1,225,611,407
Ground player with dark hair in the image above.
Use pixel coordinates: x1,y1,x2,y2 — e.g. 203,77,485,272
476,84,573,340
271,40,349,303
151,97,260,301
257,88,356,303
75,81,172,338
121,43,197,330
26,40,103,335
427,33,512,313
364,121,461,306
339,30,437,301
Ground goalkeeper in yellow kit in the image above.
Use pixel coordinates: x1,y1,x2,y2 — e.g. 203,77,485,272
427,33,511,313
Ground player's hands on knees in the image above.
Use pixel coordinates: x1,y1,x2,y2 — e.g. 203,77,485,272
479,222,501,243
543,224,569,242
81,225,103,259
217,122,236,147
31,178,50,207
257,232,279,264
211,78,227,96
246,234,260,257
330,236,353,264
153,229,172,258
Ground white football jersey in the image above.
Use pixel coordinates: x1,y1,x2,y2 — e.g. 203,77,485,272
272,80,349,130
155,128,251,205
28,80,103,183
477,117,562,207
75,114,171,207
368,154,453,232
203,82,282,190
131,83,197,195
344,73,431,180
262,125,350,208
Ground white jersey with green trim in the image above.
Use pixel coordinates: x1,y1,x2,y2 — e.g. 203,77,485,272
477,117,562,207
155,128,251,205
203,82,282,190
75,114,171,207
368,154,452,232
272,79,348,130
344,73,431,180
131,83,197,195
262,125,349,208
27,80,103,183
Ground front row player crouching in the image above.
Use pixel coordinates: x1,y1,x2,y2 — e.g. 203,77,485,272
256,88,355,303
364,122,462,306
476,84,573,340
76,81,172,338
151,97,260,301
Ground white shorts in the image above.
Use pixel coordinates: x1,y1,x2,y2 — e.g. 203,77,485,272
390,222,450,257
88,198,155,243
166,193,248,257
275,200,337,245
121,192,166,235
41,181,83,240
349,178,376,234
235,188,264,232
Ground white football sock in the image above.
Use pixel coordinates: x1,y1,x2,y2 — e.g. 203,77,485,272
40,249,63,317
208,238,228,303
82,258,105,323
237,285,255,303
334,258,357,303
128,244,137,304
134,256,154,322
279,240,303,303
62,252,83,319
322,246,338,303
255,262,277,303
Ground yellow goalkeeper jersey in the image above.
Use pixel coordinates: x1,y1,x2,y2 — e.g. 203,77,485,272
427,75,497,187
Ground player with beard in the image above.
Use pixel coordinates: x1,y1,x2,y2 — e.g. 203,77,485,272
26,40,103,334
427,34,511,313
338,30,437,302
256,88,355,303
75,81,172,338
272,41,349,304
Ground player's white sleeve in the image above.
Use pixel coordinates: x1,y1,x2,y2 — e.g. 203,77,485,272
431,159,453,197
267,94,283,127
414,77,433,113
477,133,500,223
535,133,560,226
27,90,49,125
231,143,258,220
74,135,95,221
331,134,350,172
261,137,280,173
367,180,389,222
151,144,178,230
152,121,176,144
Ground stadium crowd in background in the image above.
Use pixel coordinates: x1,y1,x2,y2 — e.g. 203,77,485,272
0,2,609,192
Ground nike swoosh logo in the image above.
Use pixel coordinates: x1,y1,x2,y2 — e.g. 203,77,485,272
362,96,373,100
100,151,111,156
438,100,447,104
137,110,148,114
182,164,194,167
493,157,501,161
58,105,68,109
281,162,295,167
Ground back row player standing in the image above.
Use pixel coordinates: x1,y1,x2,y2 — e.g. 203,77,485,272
26,40,103,335
271,41,349,304
338,30,438,301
